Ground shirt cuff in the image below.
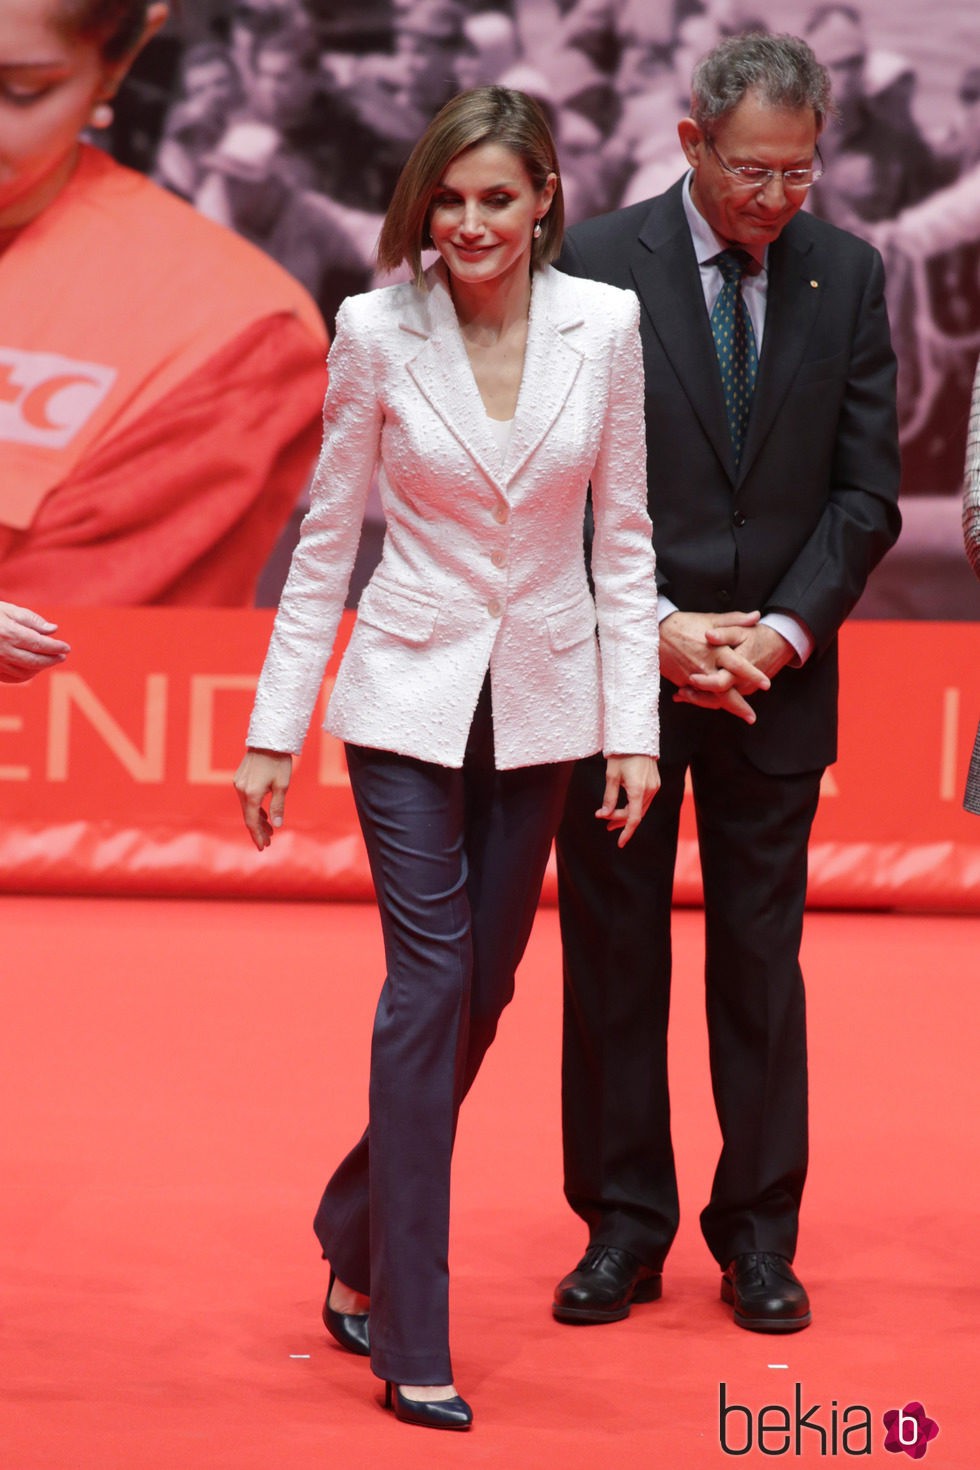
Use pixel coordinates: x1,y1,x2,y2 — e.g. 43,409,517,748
762,611,814,666
658,598,813,665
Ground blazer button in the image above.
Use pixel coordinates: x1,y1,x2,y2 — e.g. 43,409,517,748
733,511,747,527
487,598,503,617
493,504,509,524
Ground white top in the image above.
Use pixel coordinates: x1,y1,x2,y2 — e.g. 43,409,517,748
485,412,515,462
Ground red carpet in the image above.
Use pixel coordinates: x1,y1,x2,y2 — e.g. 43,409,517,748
1,896,977,1467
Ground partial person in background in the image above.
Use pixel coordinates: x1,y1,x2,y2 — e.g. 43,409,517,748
936,65,980,176
154,40,241,199
194,117,368,333
963,356,980,815
454,9,520,91
227,0,303,93
235,85,660,1430
804,4,966,498
354,0,463,160
874,162,980,262
305,0,395,58
0,602,69,682
619,11,740,208
0,0,327,606
804,4,939,231
248,22,323,178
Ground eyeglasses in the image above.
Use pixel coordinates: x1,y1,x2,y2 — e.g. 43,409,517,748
705,138,824,191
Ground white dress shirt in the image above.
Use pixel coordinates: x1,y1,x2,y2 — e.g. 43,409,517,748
653,173,814,667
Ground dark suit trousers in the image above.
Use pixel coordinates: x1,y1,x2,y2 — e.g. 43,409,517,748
556,706,821,1269
314,681,572,1384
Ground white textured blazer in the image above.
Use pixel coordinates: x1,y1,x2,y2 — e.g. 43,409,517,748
247,260,659,769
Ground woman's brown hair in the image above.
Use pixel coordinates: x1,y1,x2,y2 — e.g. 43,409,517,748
378,85,564,286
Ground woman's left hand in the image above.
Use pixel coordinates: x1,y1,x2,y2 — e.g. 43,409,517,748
597,754,660,848
234,747,293,851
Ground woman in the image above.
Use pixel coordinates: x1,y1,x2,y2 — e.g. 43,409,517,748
0,0,326,605
234,86,660,1429
964,355,980,814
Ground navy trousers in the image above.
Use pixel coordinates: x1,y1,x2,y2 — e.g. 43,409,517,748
314,681,573,1384
557,708,821,1272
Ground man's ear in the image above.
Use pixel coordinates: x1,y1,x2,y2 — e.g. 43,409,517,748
677,118,704,170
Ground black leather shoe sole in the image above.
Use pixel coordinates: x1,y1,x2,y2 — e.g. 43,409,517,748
552,1272,663,1324
720,1276,812,1333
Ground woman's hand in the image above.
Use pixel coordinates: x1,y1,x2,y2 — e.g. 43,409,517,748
234,748,293,851
597,754,660,848
0,602,70,683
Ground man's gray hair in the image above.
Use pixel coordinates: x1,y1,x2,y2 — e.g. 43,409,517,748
690,32,834,132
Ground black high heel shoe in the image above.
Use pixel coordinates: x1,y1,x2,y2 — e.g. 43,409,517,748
322,1269,370,1357
384,1381,473,1431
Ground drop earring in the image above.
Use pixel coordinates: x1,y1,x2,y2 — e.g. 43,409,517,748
90,101,115,130
533,221,542,239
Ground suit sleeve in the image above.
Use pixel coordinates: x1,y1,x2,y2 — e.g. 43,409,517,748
764,247,902,650
247,295,383,754
589,292,661,757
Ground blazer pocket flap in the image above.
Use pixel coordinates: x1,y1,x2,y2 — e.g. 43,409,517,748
546,597,597,652
357,582,440,644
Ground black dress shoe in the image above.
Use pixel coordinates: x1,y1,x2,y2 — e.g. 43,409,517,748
553,1245,663,1324
384,1382,473,1430
721,1253,812,1333
322,1269,370,1356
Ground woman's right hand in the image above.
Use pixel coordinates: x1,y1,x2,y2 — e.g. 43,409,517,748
0,602,70,683
234,748,293,851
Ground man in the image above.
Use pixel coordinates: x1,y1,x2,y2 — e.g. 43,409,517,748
552,32,900,1334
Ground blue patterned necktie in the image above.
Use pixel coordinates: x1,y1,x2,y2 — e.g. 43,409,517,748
710,248,758,468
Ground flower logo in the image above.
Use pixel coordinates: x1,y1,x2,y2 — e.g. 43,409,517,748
883,1402,940,1459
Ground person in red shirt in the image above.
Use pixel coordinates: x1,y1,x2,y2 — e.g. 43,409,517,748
0,0,327,606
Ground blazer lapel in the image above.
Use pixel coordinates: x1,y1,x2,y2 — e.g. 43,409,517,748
404,262,585,495
632,186,735,476
737,222,822,484
503,268,585,485
404,264,506,492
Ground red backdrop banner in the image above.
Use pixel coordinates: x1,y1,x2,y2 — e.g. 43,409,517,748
0,608,977,910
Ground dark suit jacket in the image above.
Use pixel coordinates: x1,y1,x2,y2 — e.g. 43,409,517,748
559,176,902,774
